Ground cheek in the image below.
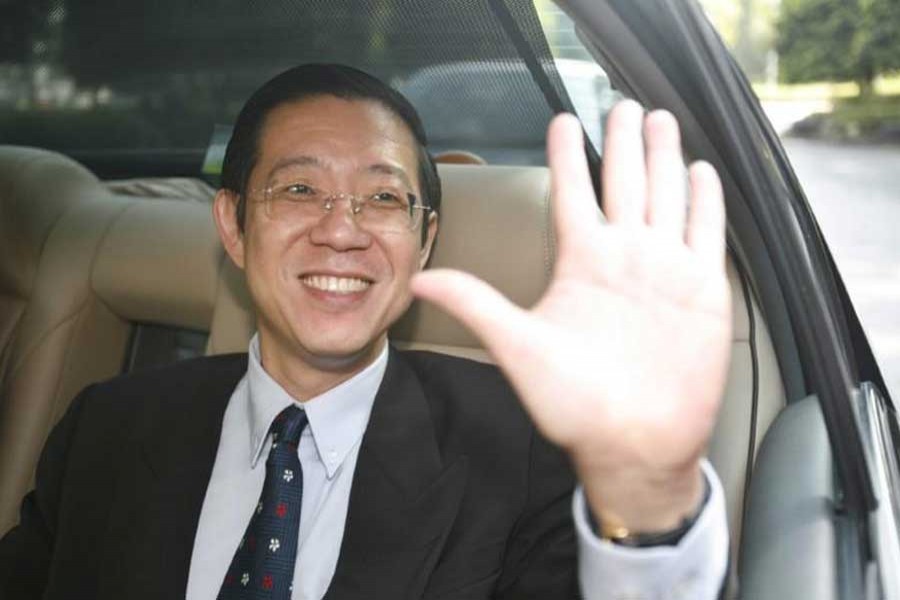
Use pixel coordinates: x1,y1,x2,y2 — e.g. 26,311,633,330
385,244,425,304
389,235,425,274
243,229,294,300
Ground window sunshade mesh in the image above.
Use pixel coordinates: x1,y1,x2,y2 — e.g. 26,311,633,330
2,0,578,170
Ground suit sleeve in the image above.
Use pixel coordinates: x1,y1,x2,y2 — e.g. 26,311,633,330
493,428,580,599
0,386,91,598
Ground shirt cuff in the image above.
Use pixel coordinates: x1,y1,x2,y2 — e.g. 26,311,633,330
574,459,729,600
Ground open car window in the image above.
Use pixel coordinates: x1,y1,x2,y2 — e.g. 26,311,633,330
535,4,623,150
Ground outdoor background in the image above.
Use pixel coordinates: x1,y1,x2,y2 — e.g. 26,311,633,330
700,0,900,399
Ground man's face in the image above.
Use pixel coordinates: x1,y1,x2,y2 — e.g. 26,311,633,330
220,95,437,380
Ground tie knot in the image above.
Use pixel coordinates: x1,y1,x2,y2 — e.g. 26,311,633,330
270,405,308,446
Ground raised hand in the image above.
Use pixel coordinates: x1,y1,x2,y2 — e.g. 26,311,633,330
410,100,732,532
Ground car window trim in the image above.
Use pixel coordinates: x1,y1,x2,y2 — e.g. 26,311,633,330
489,0,603,191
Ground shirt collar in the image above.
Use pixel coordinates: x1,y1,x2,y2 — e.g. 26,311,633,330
245,333,387,478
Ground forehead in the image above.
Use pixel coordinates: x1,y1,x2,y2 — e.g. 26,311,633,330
254,96,419,183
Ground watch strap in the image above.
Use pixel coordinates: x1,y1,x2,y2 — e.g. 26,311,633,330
587,474,712,548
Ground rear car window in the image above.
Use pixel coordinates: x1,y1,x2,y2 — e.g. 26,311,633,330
1,0,620,176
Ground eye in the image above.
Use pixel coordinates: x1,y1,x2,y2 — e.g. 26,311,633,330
369,191,407,208
272,182,318,203
285,183,315,196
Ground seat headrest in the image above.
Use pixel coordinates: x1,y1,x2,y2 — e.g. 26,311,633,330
0,147,101,298
391,164,554,360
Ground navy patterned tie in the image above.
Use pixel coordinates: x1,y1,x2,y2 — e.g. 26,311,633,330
218,405,308,599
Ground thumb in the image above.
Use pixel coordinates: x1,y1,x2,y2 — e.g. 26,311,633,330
410,269,529,360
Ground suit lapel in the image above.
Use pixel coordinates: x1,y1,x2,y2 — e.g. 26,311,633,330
98,356,246,600
325,349,469,600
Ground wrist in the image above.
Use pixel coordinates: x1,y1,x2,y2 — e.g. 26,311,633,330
578,462,705,535
587,474,711,546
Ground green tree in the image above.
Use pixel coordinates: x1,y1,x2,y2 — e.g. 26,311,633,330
865,0,900,83
777,0,900,96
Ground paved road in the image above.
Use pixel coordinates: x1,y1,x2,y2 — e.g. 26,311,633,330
782,138,900,397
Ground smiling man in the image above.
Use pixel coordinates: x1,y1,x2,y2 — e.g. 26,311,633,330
1,64,730,599
216,91,439,401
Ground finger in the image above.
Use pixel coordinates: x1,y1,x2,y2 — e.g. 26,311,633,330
547,112,602,250
685,161,726,271
602,100,647,225
410,269,530,360
412,270,569,449
644,110,688,237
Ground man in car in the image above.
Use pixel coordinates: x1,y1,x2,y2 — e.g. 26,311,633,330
0,64,730,599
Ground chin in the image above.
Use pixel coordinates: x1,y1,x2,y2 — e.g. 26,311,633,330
294,330,384,365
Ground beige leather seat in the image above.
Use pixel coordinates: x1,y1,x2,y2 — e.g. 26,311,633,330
0,148,785,565
0,148,135,534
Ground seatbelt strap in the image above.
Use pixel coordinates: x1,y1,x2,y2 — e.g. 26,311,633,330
487,0,603,194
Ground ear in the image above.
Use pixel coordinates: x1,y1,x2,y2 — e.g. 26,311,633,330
212,189,246,270
418,211,439,270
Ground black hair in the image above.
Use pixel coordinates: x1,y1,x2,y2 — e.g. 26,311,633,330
221,63,441,242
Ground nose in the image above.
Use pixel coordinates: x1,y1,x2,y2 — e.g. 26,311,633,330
307,196,372,251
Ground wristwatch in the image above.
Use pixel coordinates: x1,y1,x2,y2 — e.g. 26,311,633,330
588,475,711,548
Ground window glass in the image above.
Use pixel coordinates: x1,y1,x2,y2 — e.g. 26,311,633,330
534,3,624,151
1,0,586,174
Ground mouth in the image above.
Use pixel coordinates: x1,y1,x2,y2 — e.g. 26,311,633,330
299,274,374,295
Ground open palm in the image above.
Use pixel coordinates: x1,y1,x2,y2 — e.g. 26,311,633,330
411,101,731,528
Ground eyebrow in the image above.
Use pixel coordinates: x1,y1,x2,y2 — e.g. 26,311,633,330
268,156,414,190
366,163,413,189
268,155,321,179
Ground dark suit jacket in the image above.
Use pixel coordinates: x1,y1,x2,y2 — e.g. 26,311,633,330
0,349,578,599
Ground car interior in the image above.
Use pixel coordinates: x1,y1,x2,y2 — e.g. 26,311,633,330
0,143,785,581
0,0,865,598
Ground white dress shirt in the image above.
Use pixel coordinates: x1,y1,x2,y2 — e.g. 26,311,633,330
187,336,386,600
187,334,728,599
574,461,729,600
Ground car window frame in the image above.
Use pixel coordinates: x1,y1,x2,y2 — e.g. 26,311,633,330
554,0,892,596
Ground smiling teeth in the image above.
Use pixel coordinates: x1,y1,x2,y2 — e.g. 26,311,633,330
301,275,371,294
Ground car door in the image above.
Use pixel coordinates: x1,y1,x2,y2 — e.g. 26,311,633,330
554,0,899,598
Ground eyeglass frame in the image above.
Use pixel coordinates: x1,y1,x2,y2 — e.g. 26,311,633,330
245,183,436,234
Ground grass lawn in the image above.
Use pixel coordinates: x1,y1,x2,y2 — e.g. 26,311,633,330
753,76,900,141
753,75,900,101
825,95,900,140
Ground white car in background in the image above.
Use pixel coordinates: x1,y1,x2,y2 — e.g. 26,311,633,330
398,58,619,164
